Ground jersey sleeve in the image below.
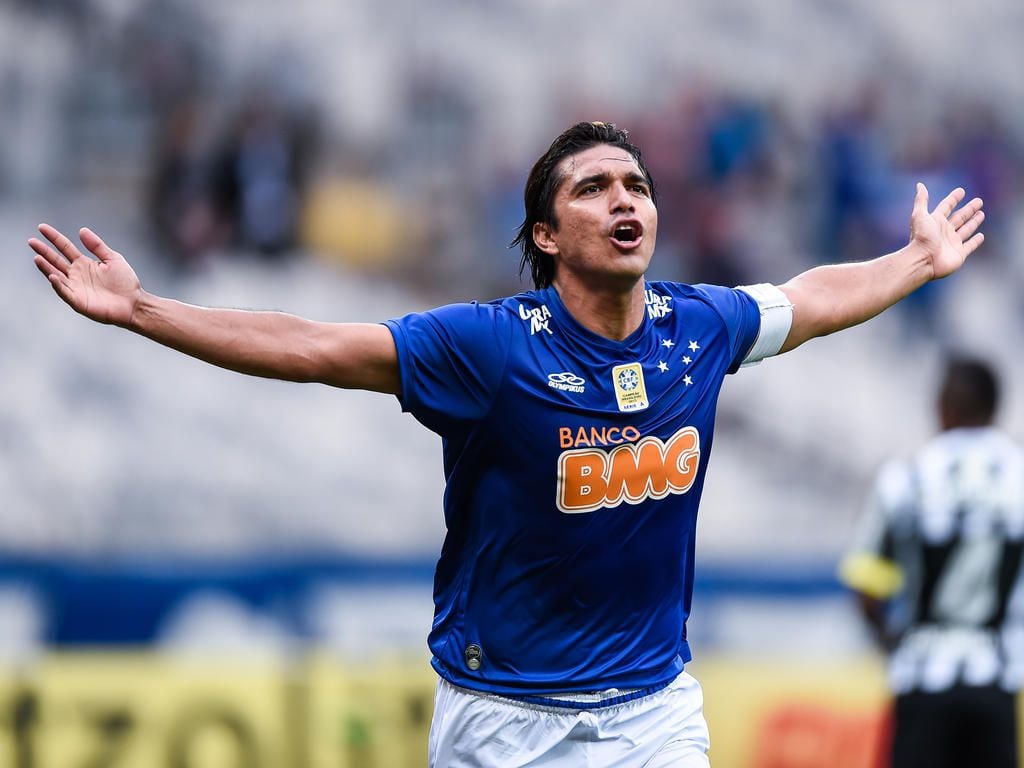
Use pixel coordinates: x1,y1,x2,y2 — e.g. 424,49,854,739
383,302,512,433
689,283,764,373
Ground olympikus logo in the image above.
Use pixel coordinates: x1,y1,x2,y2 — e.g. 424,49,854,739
548,372,586,393
556,426,700,514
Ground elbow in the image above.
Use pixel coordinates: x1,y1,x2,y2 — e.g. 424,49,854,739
779,318,842,354
286,348,327,383
244,342,322,383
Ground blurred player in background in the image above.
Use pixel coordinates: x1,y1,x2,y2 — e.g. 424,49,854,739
30,122,985,767
840,356,1023,768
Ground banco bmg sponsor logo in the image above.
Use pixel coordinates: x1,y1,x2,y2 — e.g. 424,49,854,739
548,372,586,393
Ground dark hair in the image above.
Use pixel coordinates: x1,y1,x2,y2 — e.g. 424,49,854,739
939,356,1000,428
511,121,657,289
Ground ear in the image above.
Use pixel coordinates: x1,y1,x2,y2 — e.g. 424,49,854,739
533,222,559,256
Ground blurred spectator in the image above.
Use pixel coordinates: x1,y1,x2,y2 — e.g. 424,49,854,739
840,356,1024,768
815,84,891,264
147,99,227,270
947,103,1022,263
632,89,796,287
210,89,318,258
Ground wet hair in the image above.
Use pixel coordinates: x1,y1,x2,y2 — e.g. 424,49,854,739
939,356,1000,428
511,121,657,289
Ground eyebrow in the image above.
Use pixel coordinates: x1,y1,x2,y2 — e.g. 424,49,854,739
569,170,650,194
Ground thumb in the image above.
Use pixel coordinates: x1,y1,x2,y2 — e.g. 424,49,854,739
912,182,929,217
79,227,120,262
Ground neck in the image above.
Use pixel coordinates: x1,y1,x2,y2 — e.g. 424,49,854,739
552,277,647,341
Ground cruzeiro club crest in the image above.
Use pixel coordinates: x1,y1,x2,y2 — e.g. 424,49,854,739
612,363,648,412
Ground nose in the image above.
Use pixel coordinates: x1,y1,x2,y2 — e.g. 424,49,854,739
609,181,635,213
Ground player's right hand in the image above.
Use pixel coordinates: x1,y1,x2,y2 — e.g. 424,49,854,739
30,224,142,328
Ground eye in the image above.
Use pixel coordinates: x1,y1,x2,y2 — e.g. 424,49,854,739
580,184,601,195
630,183,650,196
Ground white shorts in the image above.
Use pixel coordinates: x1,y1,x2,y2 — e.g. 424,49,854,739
428,671,711,767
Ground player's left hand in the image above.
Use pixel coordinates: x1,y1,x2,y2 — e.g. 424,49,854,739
30,224,142,327
909,183,985,279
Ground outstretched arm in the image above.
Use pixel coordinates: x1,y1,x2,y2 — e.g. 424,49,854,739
777,184,985,353
30,224,400,394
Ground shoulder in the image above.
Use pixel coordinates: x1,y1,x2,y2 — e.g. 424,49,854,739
384,297,521,366
975,427,1024,458
647,281,761,352
872,457,917,513
920,427,1022,462
876,457,914,491
390,295,519,332
497,288,555,316
648,280,757,314
647,280,712,303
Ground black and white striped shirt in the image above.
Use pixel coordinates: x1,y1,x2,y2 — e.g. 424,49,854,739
842,426,1024,693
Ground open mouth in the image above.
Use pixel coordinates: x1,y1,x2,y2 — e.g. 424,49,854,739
610,221,642,245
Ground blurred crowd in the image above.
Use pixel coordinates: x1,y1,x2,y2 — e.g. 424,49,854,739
3,0,1023,320
132,75,1024,329
137,67,1024,330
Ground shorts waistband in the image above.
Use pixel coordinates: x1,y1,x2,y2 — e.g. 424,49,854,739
500,680,673,710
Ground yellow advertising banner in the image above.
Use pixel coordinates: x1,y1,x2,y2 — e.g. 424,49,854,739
0,653,293,768
0,652,1019,767
304,652,435,768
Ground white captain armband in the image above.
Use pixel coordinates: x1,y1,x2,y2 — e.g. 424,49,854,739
736,283,793,367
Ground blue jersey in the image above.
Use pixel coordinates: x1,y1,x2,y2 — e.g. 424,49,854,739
384,281,762,696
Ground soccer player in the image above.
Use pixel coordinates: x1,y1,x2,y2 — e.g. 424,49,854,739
31,122,985,767
840,357,1023,768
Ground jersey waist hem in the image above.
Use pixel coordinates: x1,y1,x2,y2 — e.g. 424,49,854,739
430,649,689,700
